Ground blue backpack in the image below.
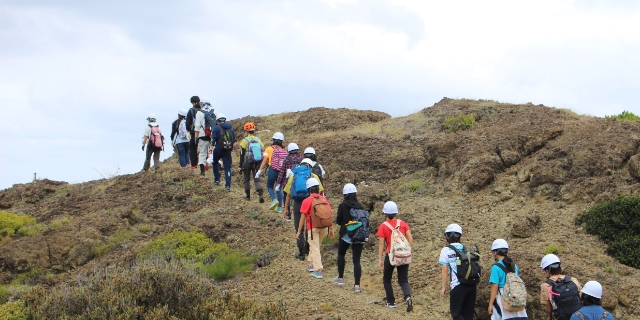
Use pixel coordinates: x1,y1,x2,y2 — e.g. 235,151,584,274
291,166,312,201
245,137,263,164
200,108,217,136
346,208,370,244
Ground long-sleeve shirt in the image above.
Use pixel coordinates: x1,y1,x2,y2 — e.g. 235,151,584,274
174,119,189,144
277,153,302,187
185,106,200,134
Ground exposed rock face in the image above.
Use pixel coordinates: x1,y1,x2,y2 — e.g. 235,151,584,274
511,213,541,238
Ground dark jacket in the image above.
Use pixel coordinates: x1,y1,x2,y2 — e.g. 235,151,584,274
336,199,364,237
211,122,235,152
185,106,201,134
170,119,180,142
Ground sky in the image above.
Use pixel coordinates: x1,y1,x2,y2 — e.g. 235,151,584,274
1,0,639,189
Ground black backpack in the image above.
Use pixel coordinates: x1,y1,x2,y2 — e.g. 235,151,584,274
217,125,234,151
312,162,323,184
447,245,481,286
546,276,581,320
347,208,370,243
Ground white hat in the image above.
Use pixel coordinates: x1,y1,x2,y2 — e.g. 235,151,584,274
200,96,211,104
540,254,561,269
491,239,509,251
582,281,603,299
306,177,320,189
343,183,357,195
382,201,398,214
178,109,187,116
288,143,299,152
300,158,313,166
444,224,463,235
304,147,316,155
217,113,226,120
272,132,284,140
147,113,156,121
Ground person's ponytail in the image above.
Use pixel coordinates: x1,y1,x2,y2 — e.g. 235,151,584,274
497,249,515,273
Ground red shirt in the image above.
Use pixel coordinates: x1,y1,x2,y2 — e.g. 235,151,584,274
375,219,410,254
300,193,332,230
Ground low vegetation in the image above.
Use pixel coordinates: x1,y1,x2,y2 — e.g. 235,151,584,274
543,244,564,255
138,230,229,265
0,211,43,238
605,110,640,121
443,113,476,132
202,252,254,280
93,229,136,256
575,194,640,268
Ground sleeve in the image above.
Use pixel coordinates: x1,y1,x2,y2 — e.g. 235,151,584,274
239,148,245,167
185,109,194,132
488,265,502,284
311,173,324,192
300,198,311,214
211,126,219,145
318,163,326,175
515,264,520,276
231,129,236,144
438,247,450,265
336,203,345,225
540,283,550,305
375,224,387,238
569,314,580,320
179,120,187,139
170,120,178,140
276,158,289,186
572,277,583,292
143,126,151,137
284,175,293,194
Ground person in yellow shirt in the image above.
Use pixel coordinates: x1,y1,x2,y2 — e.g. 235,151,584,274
238,122,265,202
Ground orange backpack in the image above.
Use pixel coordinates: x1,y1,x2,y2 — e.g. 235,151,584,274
310,194,332,232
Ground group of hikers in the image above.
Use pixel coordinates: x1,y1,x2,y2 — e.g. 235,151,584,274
141,96,615,319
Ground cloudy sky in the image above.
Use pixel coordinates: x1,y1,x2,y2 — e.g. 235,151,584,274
1,0,639,189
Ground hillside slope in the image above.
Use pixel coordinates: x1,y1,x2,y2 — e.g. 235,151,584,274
1,99,639,319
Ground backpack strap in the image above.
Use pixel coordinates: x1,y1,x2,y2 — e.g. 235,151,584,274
395,219,401,229
384,221,395,231
575,311,587,320
600,311,609,320
493,262,509,274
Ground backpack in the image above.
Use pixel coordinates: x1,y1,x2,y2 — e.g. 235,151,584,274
447,245,481,286
291,166,312,201
217,125,234,151
270,147,287,171
493,263,527,312
346,208,370,244
149,125,164,150
245,137,263,164
312,162,323,183
546,276,581,320
384,219,412,266
309,194,332,240
200,109,216,137
285,156,302,171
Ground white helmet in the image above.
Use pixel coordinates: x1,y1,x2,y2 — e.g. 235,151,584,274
342,183,357,195
306,177,320,189
491,239,509,251
300,158,314,167
382,201,398,214
444,224,463,235
581,281,603,299
540,254,561,269
272,132,284,141
287,143,299,152
200,96,211,104
178,109,187,116
217,113,226,120
304,147,316,155
147,113,156,121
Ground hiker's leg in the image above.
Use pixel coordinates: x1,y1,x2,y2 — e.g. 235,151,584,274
212,150,222,182
253,163,263,191
352,243,364,286
397,263,411,299
382,255,395,304
189,136,198,166
462,285,476,320
143,144,152,170
307,228,321,269
266,168,277,200
337,239,349,279
222,151,232,188
450,285,466,320
314,227,327,270
243,165,252,191
177,142,188,167
283,191,290,212
197,140,209,166
293,201,305,254
152,148,161,169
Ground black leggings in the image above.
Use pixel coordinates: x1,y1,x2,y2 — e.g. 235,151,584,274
337,239,363,285
383,254,411,304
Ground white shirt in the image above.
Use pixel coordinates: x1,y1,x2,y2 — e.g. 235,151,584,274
195,109,207,138
143,122,160,137
439,243,464,289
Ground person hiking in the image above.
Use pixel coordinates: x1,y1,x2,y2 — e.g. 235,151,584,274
570,281,614,320
142,113,163,172
334,183,366,293
277,143,302,221
210,113,235,191
172,109,190,168
256,132,287,213
185,96,200,168
194,98,214,177
439,224,476,320
488,239,528,320
303,147,326,184
284,158,323,260
295,177,333,279
376,201,413,312
540,254,583,320
238,122,264,202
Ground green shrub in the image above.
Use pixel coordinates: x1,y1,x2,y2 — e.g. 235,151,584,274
189,195,206,205
575,194,640,268
138,230,229,264
94,229,136,256
23,258,286,319
137,224,151,233
0,286,9,304
16,223,44,237
0,212,36,237
202,252,254,280
49,217,70,229
605,110,640,121
443,114,476,132
543,244,564,255
0,300,28,320
322,231,339,247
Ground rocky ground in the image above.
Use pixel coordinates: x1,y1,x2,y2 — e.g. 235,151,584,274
1,99,639,319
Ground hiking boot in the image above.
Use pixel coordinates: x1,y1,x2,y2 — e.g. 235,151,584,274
295,253,305,261
257,189,264,203
214,181,220,185
354,286,361,293
384,302,396,308
333,277,345,286
283,213,291,222
244,190,251,201
405,297,413,312
275,207,283,214
311,270,323,279
307,264,314,272
225,186,230,192
259,197,264,203
268,199,279,210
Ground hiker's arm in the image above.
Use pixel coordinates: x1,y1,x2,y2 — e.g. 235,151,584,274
488,284,498,315
378,237,385,270
405,229,413,247
545,301,551,313
239,148,246,168
142,136,149,145
441,265,448,297
258,153,268,171
284,193,291,214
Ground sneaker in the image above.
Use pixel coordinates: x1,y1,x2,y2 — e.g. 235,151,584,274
307,264,314,272
200,172,205,176
225,186,230,192
295,253,305,261
311,271,323,279
259,196,264,203
283,214,291,222
190,166,198,169
275,207,283,214
214,181,220,185
268,199,279,210
243,196,250,201
354,286,361,293
405,297,413,312
384,302,396,308
333,277,345,286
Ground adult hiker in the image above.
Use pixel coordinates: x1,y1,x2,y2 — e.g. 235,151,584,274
570,281,614,320
540,254,583,320
488,239,528,320
256,132,287,213
296,177,333,279
172,109,190,168
284,158,323,260
303,147,326,184
334,183,368,293
194,97,215,177
142,113,163,172
376,201,413,312
238,122,264,202
185,96,201,168
210,113,235,191
439,224,478,320
277,142,302,221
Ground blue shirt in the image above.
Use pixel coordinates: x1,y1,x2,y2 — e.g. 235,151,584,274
489,259,520,288
570,305,614,320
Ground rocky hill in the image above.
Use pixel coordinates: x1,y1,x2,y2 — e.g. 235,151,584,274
1,99,639,319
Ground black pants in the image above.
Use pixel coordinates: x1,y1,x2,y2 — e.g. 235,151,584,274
188,135,198,166
292,200,308,254
337,239,363,285
383,254,411,304
450,284,477,320
243,162,263,192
